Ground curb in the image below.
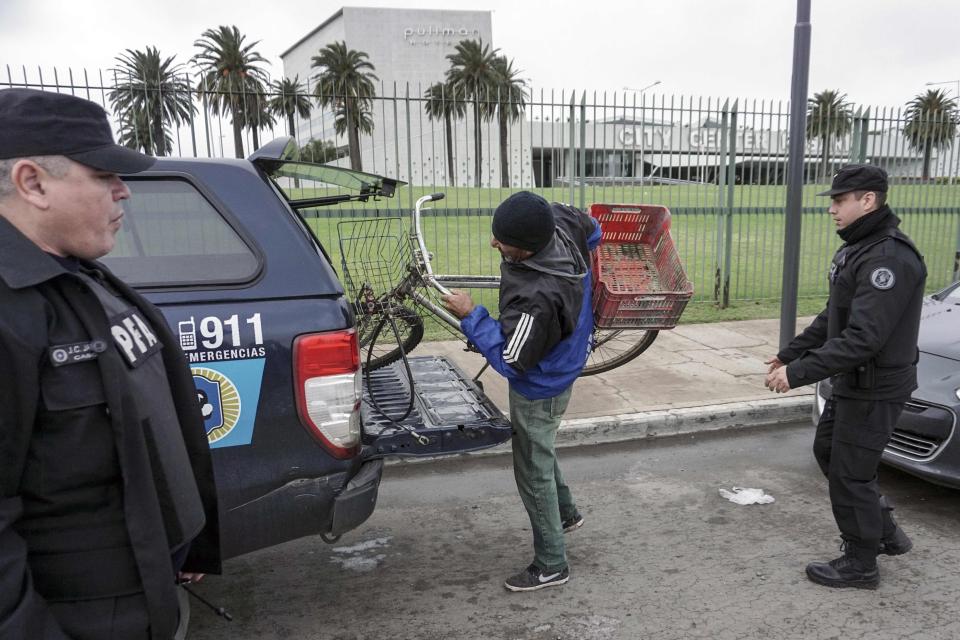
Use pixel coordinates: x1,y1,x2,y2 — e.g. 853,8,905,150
554,395,813,448
388,395,813,464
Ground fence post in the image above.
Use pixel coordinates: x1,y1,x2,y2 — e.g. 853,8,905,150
405,83,414,211
579,92,587,210
850,107,862,164
954,215,960,282
568,93,576,205
714,99,730,304
858,107,870,164
722,100,739,308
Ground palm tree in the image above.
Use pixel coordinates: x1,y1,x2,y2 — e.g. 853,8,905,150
446,39,499,187
904,89,959,180
806,90,852,182
424,81,466,186
300,138,342,163
192,25,270,158
109,47,195,156
117,107,173,155
242,88,276,152
311,41,378,171
491,56,527,188
269,76,313,138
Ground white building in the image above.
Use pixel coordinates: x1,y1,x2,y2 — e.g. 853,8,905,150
281,7,534,186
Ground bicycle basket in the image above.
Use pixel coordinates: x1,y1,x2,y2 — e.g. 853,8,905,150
589,203,694,330
337,216,411,303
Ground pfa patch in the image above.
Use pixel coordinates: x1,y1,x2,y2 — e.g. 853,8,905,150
870,267,896,290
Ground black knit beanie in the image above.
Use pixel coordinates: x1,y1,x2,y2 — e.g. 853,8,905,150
492,191,555,253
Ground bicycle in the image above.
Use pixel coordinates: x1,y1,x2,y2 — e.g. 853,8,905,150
337,193,687,377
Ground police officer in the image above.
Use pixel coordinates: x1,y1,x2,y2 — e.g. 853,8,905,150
0,89,220,638
765,164,926,589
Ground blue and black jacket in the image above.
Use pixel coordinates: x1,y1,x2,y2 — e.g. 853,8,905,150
461,203,602,400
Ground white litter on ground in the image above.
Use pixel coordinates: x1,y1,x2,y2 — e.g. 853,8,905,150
330,537,392,554
328,537,393,572
719,487,775,505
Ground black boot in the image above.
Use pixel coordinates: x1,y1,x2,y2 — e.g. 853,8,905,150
878,496,913,556
806,543,879,590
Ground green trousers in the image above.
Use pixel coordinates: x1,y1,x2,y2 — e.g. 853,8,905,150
509,386,578,572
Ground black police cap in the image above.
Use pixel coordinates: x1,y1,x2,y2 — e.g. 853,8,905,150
816,164,888,196
0,88,155,173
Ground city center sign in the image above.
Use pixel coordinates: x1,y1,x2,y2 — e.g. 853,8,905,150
618,126,848,155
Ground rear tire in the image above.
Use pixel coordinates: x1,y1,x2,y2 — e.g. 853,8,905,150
581,328,658,376
357,305,425,371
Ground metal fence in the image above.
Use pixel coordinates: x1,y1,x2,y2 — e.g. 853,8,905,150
4,65,959,305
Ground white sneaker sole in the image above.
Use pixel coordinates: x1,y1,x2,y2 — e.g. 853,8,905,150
563,519,584,533
503,575,570,592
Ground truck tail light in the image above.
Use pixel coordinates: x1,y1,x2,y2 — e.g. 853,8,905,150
293,329,362,459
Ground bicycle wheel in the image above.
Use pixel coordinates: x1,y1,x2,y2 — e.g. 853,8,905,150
357,305,425,371
581,328,658,376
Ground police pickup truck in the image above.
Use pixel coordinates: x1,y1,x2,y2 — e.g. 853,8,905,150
104,138,511,562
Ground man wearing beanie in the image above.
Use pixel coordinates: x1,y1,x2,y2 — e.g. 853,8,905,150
0,88,219,638
443,191,601,592
765,164,925,589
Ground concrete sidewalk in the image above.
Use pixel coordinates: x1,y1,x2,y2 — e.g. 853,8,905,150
419,317,817,448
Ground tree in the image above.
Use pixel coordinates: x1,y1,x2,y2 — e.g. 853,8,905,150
311,41,378,171
108,47,195,156
904,89,959,180
806,90,852,182
269,76,313,138
446,39,499,187
424,81,466,186
192,25,270,158
491,56,527,188
299,138,343,163
242,88,276,152
117,107,173,155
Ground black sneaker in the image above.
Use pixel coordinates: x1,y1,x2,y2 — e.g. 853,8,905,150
878,526,913,556
504,564,570,592
562,512,584,533
805,550,879,590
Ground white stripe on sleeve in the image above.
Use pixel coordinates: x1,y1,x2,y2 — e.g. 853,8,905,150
503,313,533,364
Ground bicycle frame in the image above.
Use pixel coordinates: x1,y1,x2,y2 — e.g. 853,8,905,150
402,193,499,335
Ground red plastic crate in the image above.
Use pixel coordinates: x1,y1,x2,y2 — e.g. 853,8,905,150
588,204,693,330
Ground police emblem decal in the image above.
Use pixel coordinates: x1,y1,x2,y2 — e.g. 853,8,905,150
870,267,895,290
192,368,241,443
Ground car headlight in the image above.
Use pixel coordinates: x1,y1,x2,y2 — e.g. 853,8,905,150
955,387,960,402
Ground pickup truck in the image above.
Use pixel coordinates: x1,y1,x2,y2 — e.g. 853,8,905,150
103,137,512,562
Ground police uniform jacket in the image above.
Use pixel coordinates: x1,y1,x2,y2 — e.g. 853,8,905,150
778,205,927,400
0,215,221,639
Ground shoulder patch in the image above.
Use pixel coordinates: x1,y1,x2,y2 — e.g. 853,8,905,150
870,267,896,290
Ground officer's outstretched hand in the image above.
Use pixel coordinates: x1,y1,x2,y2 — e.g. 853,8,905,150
765,366,791,394
441,289,476,320
763,356,784,374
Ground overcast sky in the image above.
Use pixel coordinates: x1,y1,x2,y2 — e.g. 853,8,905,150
1,0,958,109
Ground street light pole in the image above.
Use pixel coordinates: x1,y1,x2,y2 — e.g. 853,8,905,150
779,0,812,350
925,79,960,99
623,80,662,97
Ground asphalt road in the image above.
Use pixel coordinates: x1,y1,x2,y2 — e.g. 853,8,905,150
188,423,960,640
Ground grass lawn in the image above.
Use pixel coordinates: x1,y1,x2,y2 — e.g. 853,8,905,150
297,181,958,340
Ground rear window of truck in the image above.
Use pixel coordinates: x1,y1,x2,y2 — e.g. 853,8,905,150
103,178,259,287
